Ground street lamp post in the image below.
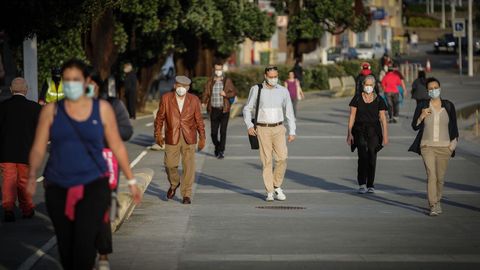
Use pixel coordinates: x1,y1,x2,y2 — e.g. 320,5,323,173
441,0,445,29
467,0,473,77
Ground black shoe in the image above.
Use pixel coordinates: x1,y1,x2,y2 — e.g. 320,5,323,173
4,211,15,222
392,118,398,123
22,209,35,219
388,119,394,123
217,152,224,159
214,150,219,158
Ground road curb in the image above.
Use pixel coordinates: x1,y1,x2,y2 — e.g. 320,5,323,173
111,168,154,232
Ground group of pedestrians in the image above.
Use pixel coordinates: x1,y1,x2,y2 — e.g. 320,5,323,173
353,61,458,216
0,56,460,269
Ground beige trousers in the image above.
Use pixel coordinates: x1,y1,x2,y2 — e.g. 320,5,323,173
164,134,196,198
421,146,451,207
257,125,288,193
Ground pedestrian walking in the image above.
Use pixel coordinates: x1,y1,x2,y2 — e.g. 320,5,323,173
87,71,133,270
411,31,419,50
293,58,304,86
408,77,458,216
355,62,380,95
202,63,237,159
284,70,304,116
243,65,296,202
381,66,406,123
0,78,41,222
155,76,206,204
39,67,64,105
411,68,429,106
27,59,141,270
123,63,137,119
347,75,389,194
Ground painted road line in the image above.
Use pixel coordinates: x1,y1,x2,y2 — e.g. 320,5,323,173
195,189,480,195
17,237,57,270
203,156,465,161
20,148,149,270
182,253,480,263
145,122,154,127
227,135,416,139
36,176,44,183
135,114,154,120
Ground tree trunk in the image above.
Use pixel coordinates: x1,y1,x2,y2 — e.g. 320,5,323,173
137,58,164,112
84,9,118,80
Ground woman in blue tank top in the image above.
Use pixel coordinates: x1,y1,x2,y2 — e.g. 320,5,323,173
27,59,142,270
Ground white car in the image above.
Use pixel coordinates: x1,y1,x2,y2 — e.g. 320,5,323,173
356,43,385,59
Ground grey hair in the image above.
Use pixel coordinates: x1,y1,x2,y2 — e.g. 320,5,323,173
363,75,376,85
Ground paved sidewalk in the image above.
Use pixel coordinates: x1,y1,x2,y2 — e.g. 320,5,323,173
108,92,480,269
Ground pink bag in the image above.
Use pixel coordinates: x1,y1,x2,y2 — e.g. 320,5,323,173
102,148,118,190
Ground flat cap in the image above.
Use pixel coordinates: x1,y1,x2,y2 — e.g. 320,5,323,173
175,75,191,85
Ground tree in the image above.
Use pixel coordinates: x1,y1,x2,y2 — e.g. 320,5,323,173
275,0,371,63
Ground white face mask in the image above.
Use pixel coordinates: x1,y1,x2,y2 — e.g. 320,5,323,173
363,86,374,94
266,77,278,86
428,88,441,99
176,87,187,96
63,81,85,101
215,70,223,77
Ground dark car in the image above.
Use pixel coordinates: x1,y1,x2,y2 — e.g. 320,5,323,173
434,33,467,54
327,47,358,63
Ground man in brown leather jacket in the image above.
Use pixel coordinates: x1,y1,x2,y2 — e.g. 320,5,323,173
155,76,206,204
202,63,237,159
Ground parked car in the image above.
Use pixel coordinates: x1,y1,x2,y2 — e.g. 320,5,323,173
433,33,469,53
356,43,385,59
327,47,358,63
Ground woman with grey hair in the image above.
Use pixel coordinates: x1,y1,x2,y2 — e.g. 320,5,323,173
347,75,389,194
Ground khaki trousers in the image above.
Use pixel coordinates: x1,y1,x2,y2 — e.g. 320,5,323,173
257,125,288,193
421,146,451,207
164,134,196,197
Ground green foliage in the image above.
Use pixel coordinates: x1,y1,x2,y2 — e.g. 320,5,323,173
286,0,371,44
408,16,440,28
191,76,209,96
37,29,87,90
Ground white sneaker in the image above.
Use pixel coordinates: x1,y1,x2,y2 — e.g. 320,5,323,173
358,185,367,194
274,187,286,201
367,187,375,193
266,192,274,202
435,202,442,214
97,260,110,270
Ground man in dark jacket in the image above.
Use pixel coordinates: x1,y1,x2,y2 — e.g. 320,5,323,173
0,77,41,222
123,63,137,119
411,68,429,105
202,63,237,159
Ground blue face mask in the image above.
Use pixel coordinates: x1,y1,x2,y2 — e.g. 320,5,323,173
428,88,441,99
86,84,95,98
63,81,85,101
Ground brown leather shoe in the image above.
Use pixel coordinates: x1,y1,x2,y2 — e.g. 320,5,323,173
167,185,178,200
182,197,192,204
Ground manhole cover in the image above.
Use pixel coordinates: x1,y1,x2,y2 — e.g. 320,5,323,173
256,206,306,210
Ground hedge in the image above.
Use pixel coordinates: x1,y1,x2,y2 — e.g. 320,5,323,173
191,59,380,98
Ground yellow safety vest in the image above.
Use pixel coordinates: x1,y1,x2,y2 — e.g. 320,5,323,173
45,79,64,103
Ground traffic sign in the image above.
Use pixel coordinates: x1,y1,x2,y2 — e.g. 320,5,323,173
453,18,466,38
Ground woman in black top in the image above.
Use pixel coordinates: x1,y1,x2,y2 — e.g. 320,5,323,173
347,75,389,194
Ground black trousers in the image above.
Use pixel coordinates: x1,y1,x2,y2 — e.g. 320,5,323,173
210,107,230,153
125,90,136,119
46,178,110,270
96,220,113,255
386,92,400,119
355,126,380,188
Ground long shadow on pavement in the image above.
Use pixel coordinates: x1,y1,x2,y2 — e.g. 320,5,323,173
341,177,480,213
246,162,428,215
197,173,265,200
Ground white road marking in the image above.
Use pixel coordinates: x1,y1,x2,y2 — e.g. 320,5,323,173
135,114,154,120
195,189,480,195
183,253,480,263
145,122,154,127
205,156,465,161
228,135,415,139
36,176,44,183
